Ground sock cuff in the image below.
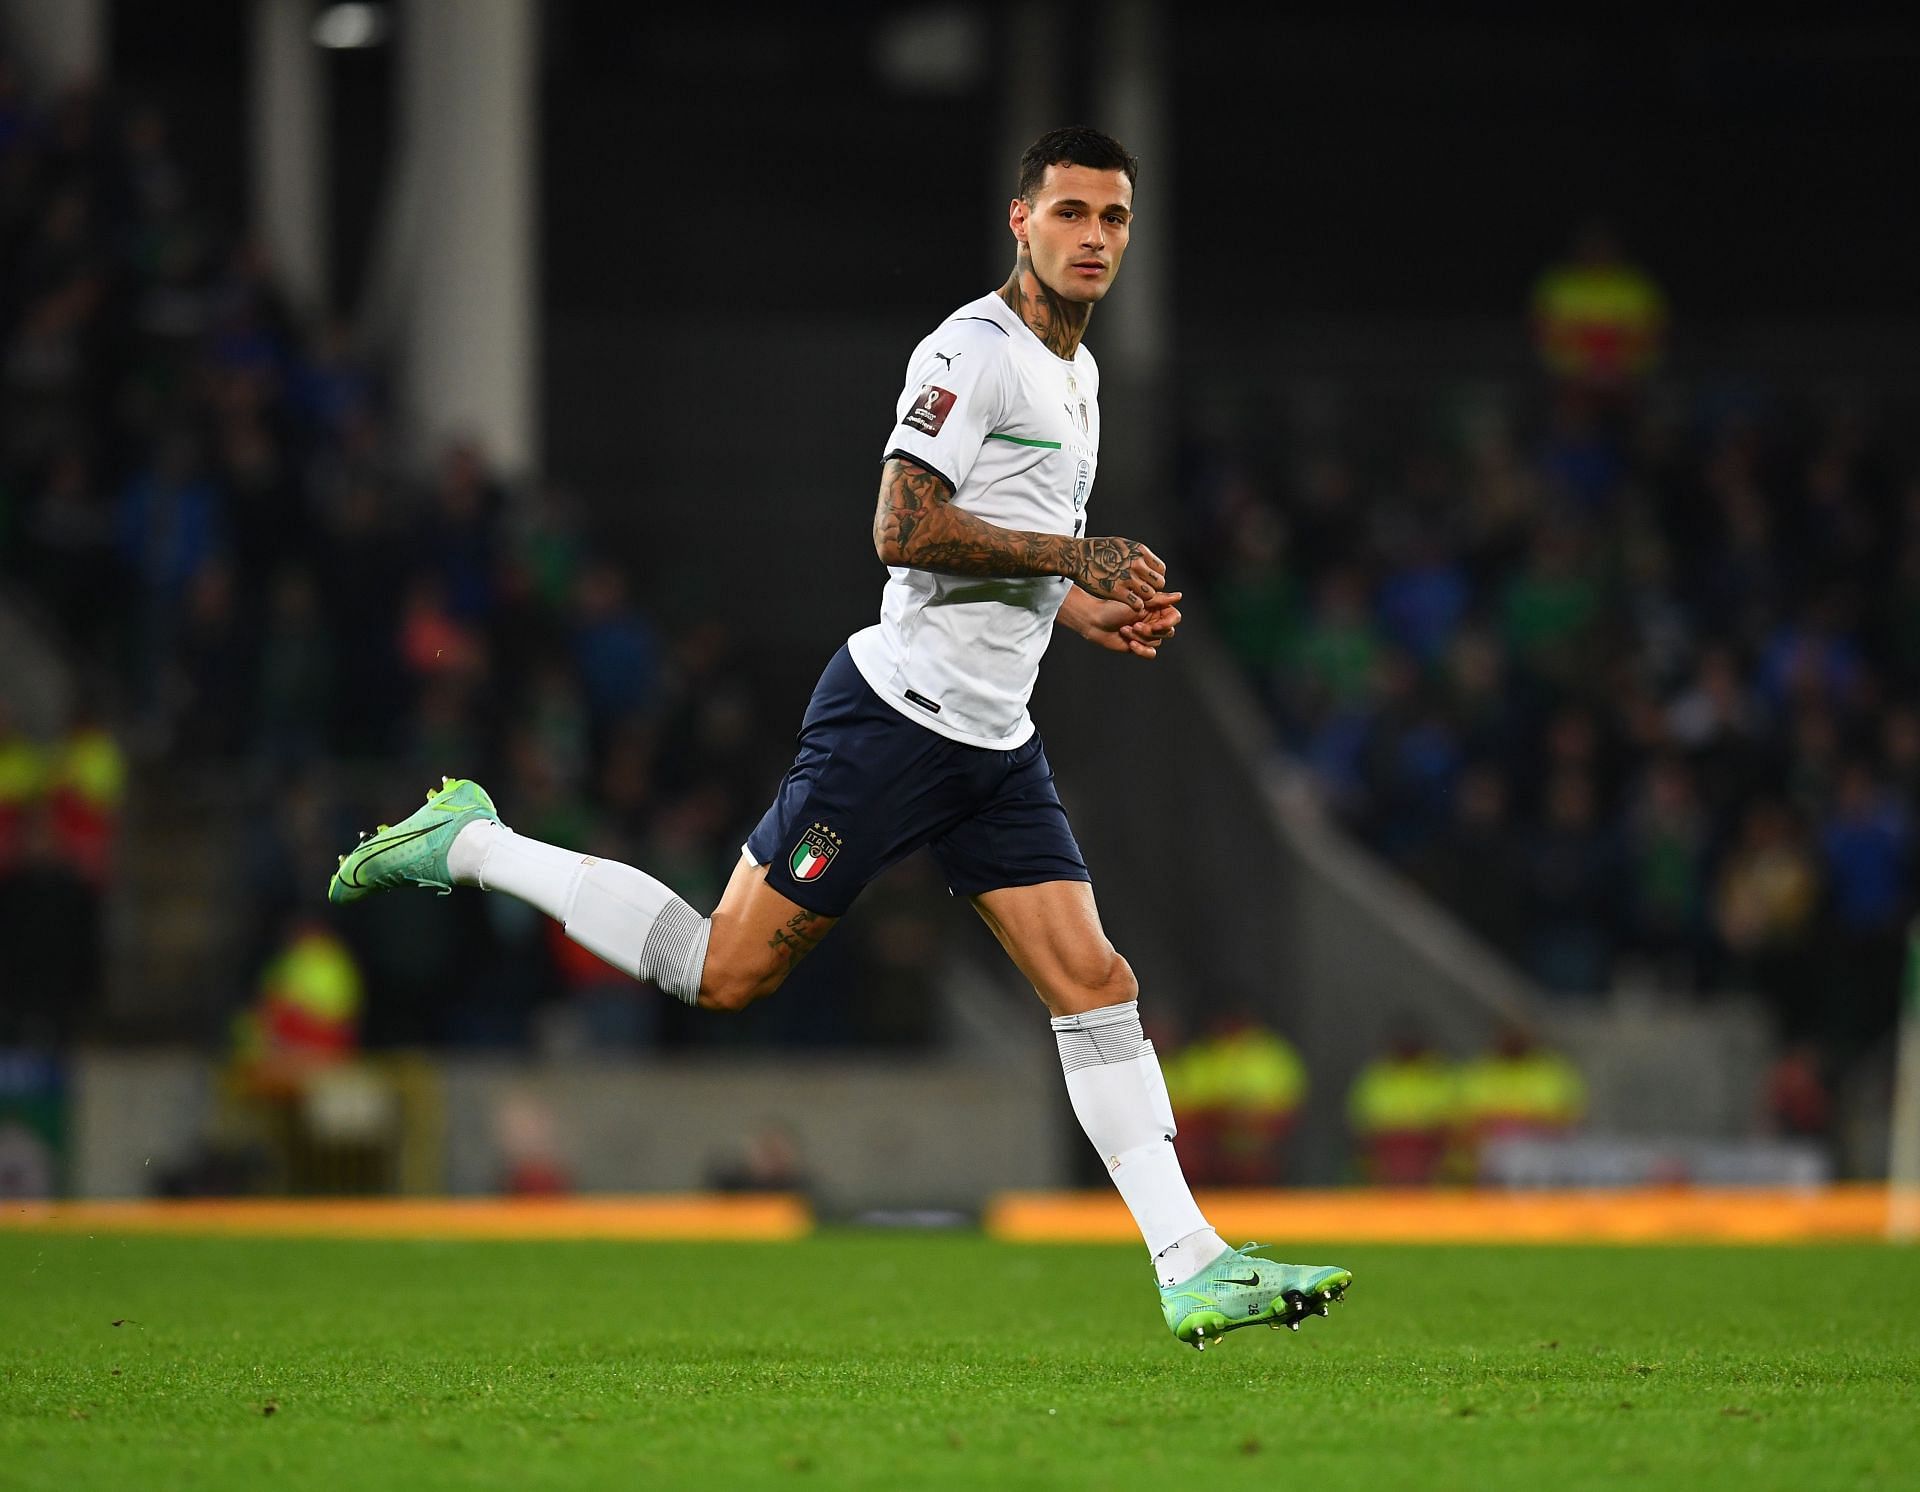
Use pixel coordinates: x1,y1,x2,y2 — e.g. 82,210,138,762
1052,1000,1147,1073
644,899,709,1006
450,818,505,887
1049,998,1140,1033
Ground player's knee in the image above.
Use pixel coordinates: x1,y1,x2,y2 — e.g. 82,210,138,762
696,966,759,1013
696,958,788,1014
1070,947,1137,1009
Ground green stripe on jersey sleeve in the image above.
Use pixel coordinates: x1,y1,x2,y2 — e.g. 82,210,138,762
984,432,1062,449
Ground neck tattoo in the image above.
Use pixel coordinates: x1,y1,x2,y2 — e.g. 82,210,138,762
999,250,1092,360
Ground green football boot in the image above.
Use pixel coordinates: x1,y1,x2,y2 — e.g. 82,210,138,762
1160,1244,1352,1351
327,776,500,904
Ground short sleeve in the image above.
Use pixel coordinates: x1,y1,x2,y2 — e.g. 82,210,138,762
881,327,1011,495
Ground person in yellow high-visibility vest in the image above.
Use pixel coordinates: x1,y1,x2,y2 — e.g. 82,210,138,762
1162,1013,1308,1186
0,709,47,876
1455,1021,1586,1182
45,719,126,886
233,920,365,1099
1347,1027,1460,1186
1531,221,1666,391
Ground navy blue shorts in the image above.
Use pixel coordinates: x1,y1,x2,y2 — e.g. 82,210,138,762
744,645,1090,917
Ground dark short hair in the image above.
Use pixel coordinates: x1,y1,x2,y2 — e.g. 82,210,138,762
1016,126,1138,201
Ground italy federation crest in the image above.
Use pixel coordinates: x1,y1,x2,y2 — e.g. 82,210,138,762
789,822,843,882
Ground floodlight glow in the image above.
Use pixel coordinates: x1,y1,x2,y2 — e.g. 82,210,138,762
311,3,389,50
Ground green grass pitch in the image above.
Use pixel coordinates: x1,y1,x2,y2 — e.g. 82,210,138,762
3,1231,1916,1491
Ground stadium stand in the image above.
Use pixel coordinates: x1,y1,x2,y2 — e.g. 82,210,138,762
0,65,944,1054
1179,367,1919,1105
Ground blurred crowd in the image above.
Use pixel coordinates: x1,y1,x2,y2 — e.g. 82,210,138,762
0,63,943,1053
2,59,1912,1134
1179,235,1917,1087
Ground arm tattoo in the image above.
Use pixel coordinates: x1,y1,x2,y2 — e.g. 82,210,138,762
872,456,954,562
998,249,1092,360
874,456,1144,594
766,909,830,969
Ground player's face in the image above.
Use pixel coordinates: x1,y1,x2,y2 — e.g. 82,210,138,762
1009,164,1133,304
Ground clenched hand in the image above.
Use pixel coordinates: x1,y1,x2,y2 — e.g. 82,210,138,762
1073,537,1167,611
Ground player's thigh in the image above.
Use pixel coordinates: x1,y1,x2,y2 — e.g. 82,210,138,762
970,879,1136,1018
744,644,972,914
700,852,839,1011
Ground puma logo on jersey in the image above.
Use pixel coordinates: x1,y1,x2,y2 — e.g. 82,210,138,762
934,350,960,370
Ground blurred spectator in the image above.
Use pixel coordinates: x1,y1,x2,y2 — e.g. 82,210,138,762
232,919,364,1097
1818,761,1912,1056
709,1120,811,1195
1762,1039,1832,1142
0,701,44,872
1713,799,1822,1032
16,446,118,657
0,801,100,1044
1406,762,1523,954
1500,524,1599,687
1360,651,1461,856
0,701,120,1039
1538,395,1626,515
173,559,247,759
1520,770,1617,995
1758,597,1865,721
1821,762,1911,939
1667,644,1765,811
1454,1023,1586,1181
117,428,220,715
1294,567,1379,707
1376,524,1470,667
317,480,407,754
289,319,375,438
397,572,486,681
1530,220,1666,391
420,437,502,622
1210,504,1298,682
42,700,125,885
494,1088,572,1195
1347,1024,1458,1186
253,568,335,764
571,559,663,728
1162,1010,1307,1185
1619,757,1708,986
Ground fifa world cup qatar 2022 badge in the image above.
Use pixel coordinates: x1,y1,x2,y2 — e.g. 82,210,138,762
904,384,957,436
789,822,843,882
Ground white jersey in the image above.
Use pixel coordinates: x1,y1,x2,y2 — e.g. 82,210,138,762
847,292,1100,749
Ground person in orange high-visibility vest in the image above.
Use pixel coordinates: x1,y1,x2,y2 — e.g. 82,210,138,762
1347,1027,1459,1186
1162,1013,1308,1185
1455,1021,1586,1181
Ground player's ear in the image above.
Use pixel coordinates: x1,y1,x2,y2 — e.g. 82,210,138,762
1009,196,1029,246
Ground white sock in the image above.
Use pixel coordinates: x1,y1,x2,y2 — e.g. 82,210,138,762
1050,1000,1229,1287
448,820,711,1004
1153,1227,1233,1289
